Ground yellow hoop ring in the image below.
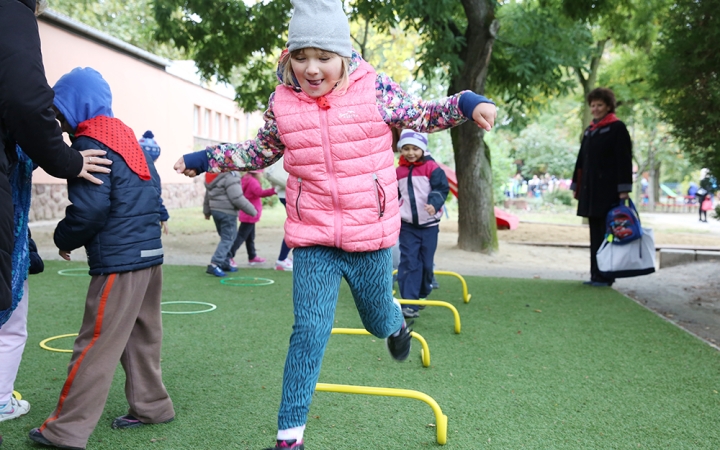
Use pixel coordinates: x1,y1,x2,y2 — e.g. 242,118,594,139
12,390,22,400
39,333,78,353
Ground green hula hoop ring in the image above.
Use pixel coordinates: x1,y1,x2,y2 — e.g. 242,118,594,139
220,277,275,287
57,268,90,276
40,333,78,353
161,301,217,315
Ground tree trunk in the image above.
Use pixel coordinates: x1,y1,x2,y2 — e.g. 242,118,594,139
449,0,499,253
647,147,655,211
574,39,609,136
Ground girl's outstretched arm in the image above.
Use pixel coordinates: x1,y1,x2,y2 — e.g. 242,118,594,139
176,93,285,176
375,73,495,132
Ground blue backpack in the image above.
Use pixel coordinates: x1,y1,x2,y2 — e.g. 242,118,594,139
605,199,642,244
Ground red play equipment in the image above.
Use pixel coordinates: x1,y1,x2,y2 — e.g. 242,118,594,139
436,162,519,230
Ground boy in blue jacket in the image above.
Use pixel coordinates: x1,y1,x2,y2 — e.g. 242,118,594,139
29,67,174,450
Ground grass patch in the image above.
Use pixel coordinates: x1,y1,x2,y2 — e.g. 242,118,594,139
3,261,720,449
164,206,289,236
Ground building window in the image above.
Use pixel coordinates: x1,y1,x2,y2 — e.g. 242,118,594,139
232,118,239,141
224,115,230,141
214,112,221,140
193,105,200,136
203,109,210,138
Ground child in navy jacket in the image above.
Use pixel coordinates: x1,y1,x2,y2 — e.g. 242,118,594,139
395,130,449,318
29,67,174,450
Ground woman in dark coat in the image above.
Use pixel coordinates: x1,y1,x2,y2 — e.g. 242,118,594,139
571,87,633,287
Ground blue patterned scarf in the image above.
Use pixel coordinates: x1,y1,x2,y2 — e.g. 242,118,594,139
0,146,33,327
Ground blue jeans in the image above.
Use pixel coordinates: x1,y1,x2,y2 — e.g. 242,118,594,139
210,210,237,268
277,246,403,430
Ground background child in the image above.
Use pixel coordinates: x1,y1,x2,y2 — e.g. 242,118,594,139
228,170,276,267
264,158,294,271
138,130,170,233
29,67,175,450
174,0,496,447
395,130,449,318
203,171,256,276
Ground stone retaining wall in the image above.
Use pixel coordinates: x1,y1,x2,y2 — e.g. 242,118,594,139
28,179,206,222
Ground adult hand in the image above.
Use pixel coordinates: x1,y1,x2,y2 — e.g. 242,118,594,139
424,204,436,215
78,150,112,185
161,221,169,234
174,157,197,178
619,192,629,200
205,215,211,220
472,102,497,131
59,250,71,261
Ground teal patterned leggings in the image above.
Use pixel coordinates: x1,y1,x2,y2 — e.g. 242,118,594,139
278,246,403,430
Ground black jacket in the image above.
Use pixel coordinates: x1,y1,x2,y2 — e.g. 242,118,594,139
572,120,633,218
54,137,165,275
0,0,84,309
0,0,83,178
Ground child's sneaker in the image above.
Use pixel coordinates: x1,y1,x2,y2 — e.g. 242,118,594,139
248,256,266,265
28,428,84,449
0,397,30,422
402,307,419,318
386,320,413,361
275,258,293,271
111,414,174,429
263,439,304,449
228,258,237,269
206,264,226,277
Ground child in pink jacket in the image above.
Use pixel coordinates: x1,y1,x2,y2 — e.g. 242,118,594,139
175,1,496,448
228,170,276,266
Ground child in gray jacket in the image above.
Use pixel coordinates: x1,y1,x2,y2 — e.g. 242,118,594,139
203,172,256,276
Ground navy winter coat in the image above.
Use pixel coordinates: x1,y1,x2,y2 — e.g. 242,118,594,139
54,136,165,275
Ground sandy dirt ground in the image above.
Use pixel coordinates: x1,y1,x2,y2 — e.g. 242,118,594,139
29,211,720,348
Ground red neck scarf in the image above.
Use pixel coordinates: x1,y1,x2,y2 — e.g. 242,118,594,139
588,112,619,132
75,116,151,181
399,155,424,167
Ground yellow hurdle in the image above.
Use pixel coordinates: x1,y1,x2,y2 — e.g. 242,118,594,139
331,327,431,367
397,299,461,334
392,269,471,303
315,382,449,445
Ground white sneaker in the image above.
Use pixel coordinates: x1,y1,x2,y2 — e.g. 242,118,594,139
275,258,293,271
0,397,30,422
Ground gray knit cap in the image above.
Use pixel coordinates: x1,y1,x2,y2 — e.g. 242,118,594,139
287,0,352,57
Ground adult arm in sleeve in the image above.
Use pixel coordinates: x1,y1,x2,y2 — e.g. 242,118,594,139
615,124,633,193
0,1,83,178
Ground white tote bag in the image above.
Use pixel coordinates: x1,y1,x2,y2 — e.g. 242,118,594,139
597,227,656,278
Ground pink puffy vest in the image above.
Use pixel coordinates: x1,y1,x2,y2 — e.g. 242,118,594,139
273,60,400,252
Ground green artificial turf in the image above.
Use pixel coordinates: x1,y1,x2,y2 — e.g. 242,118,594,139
2,261,720,449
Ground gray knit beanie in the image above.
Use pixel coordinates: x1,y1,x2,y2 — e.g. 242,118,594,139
287,0,352,58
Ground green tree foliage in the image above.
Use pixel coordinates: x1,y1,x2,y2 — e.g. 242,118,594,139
651,0,720,177
488,2,592,126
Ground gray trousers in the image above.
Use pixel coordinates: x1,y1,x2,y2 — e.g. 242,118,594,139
211,210,238,267
40,265,174,448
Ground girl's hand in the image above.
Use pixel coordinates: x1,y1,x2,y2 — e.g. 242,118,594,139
59,250,71,261
472,103,497,131
424,204,436,215
174,157,198,177
619,192,629,200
